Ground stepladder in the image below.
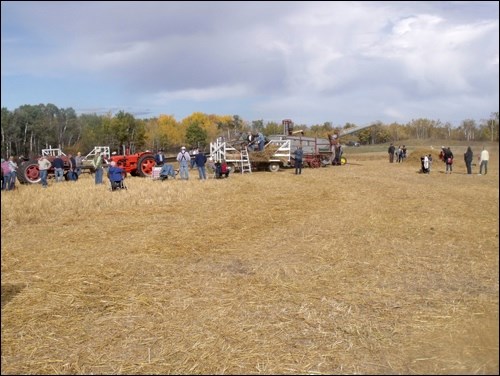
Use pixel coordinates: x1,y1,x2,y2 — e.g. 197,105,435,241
240,148,252,173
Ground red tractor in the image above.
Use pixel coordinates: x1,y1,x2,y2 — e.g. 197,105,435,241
17,146,157,185
17,147,73,184
109,151,156,177
83,146,157,177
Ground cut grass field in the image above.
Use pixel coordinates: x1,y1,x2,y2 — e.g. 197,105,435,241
1,141,498,375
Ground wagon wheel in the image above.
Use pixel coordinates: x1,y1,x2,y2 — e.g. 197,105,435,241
340,156,347,165
228,162,239,173
268,163,280,172
137,154,156,177
310,158,321,168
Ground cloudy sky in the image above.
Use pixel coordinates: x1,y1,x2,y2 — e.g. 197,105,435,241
1,1,498,127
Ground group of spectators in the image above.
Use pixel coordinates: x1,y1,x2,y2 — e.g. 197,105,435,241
387,144,407,163
457,146,490,175
387,144,491,176
154,147,230,182
1,156,19,191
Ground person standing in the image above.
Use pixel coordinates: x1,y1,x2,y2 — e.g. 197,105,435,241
443,147,454,174
194,150,207,180
7,156,18,190
52,155,65,182
102,153,110,178
1,158,11,190
397,146,403,163
388,143,395,163
464,146,473,175
257,132,266,151
75,152,84,177
479,147,489,175
176,146,191,180
67,153,77,181
190,147,199,169
294,146,304,175
93,151,104,184
38,155,51,188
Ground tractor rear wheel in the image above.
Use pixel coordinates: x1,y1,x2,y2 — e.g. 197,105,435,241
137,154,156,177
17,160,41,184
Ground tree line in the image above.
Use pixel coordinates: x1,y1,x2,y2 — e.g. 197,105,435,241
1,104,498,159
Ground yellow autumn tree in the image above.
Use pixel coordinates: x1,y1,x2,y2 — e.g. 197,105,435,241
179,112,221,145
144,114,182,152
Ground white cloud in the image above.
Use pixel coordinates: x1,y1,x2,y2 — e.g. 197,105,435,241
1,1,498,126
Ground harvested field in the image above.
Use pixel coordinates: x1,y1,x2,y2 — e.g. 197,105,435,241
1,142,498,375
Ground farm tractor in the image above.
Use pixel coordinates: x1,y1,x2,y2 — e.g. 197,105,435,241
82,146,156,178
17,147,74,184
17,146,157,185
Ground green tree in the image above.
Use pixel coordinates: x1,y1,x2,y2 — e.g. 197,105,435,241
110,111,146,153
185,123,207,148
263,121,281,136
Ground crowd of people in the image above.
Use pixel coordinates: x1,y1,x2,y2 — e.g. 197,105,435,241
0,143,493,191
1,156,19,191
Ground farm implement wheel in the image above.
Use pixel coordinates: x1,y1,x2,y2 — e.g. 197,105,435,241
268,163,280,172
17,160,41,184
230,162,240,173
137,154,156,177
310,158,321,168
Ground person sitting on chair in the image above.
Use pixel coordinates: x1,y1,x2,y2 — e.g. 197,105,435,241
159,163,176,180
220,160,230,178
107,161,125,190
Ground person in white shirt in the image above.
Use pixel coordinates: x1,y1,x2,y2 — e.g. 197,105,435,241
479,147,489,175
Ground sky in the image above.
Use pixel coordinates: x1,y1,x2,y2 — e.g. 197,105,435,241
1,1,498,127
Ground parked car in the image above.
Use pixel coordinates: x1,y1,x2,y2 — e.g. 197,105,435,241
347,141,360,147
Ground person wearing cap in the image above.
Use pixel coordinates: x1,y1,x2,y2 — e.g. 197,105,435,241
194,149,208,180
176,146,191,180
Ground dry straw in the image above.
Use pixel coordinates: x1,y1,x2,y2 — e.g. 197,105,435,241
1,143,498,375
